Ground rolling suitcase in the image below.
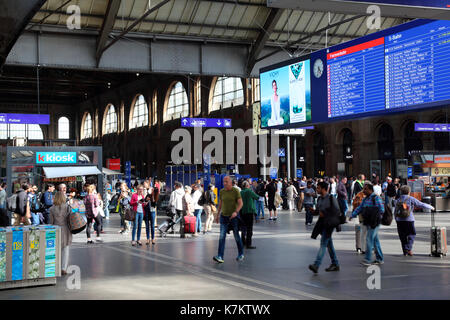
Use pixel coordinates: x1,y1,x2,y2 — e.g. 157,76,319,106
184,215,196,234
430,211,447,257
158,218,175,237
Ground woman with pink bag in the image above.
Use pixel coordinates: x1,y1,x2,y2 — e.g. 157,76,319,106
83,184,103,244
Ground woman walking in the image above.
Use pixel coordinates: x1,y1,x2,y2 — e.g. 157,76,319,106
203,185,216,234
144,187,159,245
130,185,146,246
183,186,194,237
118,183,131,235
286,182,298,211
84,184,103,244
49,191,72,275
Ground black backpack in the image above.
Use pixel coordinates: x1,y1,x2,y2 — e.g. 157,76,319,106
197,192,206,206
361,196,382,228
386,184,397,197
381,203,393,226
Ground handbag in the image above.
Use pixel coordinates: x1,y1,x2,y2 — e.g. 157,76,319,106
210,204,217,213
68,205,87,234
124,207,136,221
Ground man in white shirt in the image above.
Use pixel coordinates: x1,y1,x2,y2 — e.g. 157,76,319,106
169,182,187,238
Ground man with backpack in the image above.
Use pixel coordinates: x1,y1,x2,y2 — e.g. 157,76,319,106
9,183,31,226
29,185,42,225
350,183,385,265
40,184,55,224
308,181,341,274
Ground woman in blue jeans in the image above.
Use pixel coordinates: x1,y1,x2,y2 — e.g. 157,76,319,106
144,187,159,245
130,185,146,246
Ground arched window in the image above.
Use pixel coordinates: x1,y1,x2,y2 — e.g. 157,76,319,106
82,113,93,139
378,123,394,159
152,91,158,125
252,78,260,103
58,117,70,139
120,104,125,132
195,79,201,116
130,95,148,129
166,82,189,121
313,133,325,177
0,124,44,140
104,104,118,134
211,77,244,111
95,109,99,137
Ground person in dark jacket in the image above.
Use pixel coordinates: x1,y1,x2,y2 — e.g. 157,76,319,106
352,174,365,199
13,183,31,226
240,181,260,249
336,177,348,217
255,180,266,221
308,181,341,274
41,184,55,224
350,183,385,265
266,179,277,221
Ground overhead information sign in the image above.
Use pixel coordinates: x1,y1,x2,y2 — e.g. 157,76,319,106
181,118,232,128
327,37,385,118
415,123,450,132
385,20,450,109
260,19,450,129
0,113,50,125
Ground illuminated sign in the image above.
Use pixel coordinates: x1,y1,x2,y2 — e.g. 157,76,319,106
36,152,77,164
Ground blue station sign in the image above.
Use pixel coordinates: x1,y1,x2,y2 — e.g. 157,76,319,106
181,118,232,128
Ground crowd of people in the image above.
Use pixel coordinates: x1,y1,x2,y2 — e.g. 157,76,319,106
0,172,437,274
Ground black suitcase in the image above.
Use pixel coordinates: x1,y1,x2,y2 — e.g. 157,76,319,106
282,196,288,210
430,211,447,257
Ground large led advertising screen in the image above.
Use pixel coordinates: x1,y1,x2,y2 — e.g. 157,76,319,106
260,58,311,128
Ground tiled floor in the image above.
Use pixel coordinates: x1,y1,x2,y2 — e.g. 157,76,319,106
1,209,449,300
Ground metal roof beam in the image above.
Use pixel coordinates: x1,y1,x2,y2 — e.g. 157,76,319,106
246,8,283,75
96,0,122,65
101,0,172,54
255,13,366,63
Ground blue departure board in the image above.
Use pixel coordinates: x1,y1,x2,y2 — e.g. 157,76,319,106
261,19,450,129
327,37,385,118
385,20,450,109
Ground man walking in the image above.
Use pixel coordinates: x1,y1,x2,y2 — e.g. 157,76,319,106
308,182,341,273
350,183,385,265
240,181,259,249
41,184,55,224
337,177,348,217
213,176,244,263
255,180,266,221
169,182,186,238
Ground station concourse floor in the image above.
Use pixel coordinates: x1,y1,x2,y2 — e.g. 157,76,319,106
1,208,450,300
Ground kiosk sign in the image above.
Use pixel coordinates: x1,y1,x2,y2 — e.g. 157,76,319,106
36,152,77,164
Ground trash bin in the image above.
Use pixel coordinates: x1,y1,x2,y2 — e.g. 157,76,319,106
422,196,432,213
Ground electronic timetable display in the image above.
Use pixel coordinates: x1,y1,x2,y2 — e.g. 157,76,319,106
260,19,450,129
385,20,450,109
327,38,385,118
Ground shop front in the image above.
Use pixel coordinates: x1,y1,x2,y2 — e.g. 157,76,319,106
410,151,450,211
6,146,103,197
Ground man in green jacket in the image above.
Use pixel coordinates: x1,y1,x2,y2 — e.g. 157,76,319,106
240,181,260,249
